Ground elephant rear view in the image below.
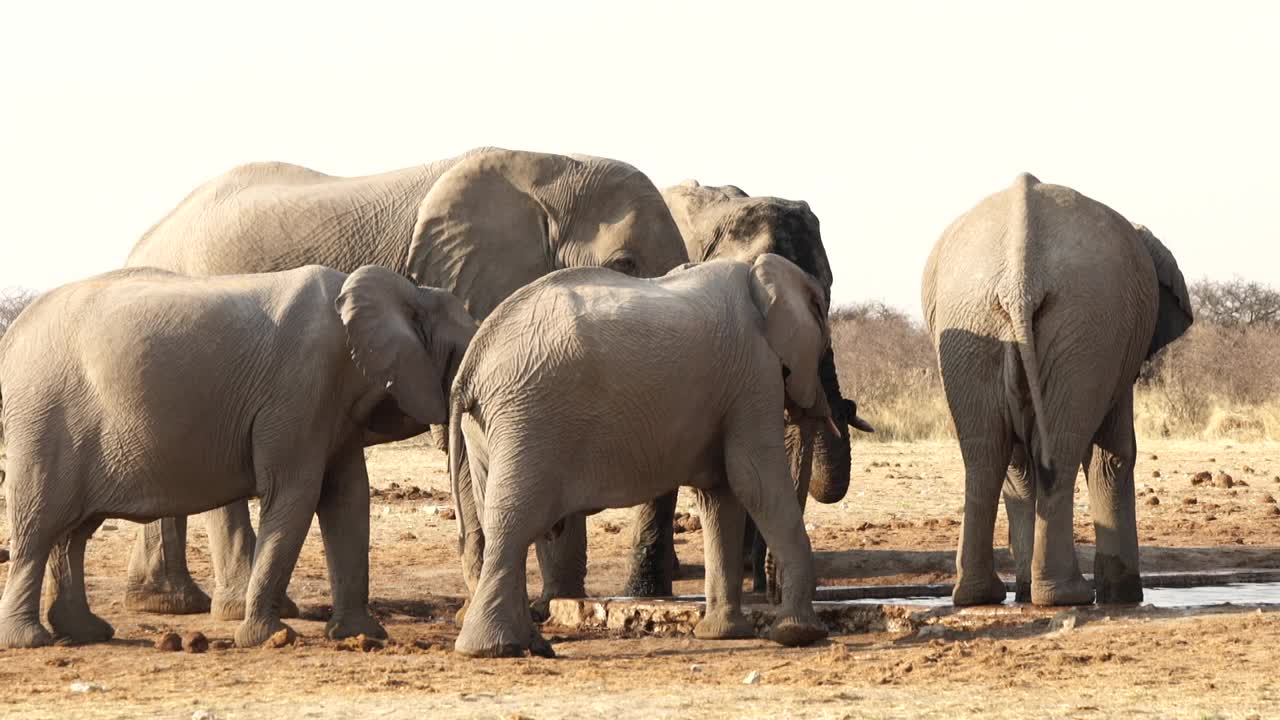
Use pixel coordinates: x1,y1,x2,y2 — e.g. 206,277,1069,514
921,173,1192,607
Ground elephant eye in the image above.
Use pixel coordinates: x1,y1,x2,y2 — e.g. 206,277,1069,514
606,256,638,276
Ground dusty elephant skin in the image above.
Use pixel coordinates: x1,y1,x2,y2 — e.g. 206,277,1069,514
120,147,689,619
0,264,475,648
921,173,1194,607
606,180,874,600
449,254,834,657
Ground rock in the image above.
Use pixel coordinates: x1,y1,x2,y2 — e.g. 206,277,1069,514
192,711,217,720
690,663,703,672
434,506,456,520
335,633,384,652
412,639,438,651
398,532,418,541
263,628,297,649
1261,494,1276,504
0,548,8,564
601,521,622,534
1243,465,1255,474
210,639,234,651
1145,496,1160,506
155,632,183,652
1214,472,1234,488
68,682,107,693
1182,497,1198,505
1237,479,1250,487
1150,454,1158,460
673,512,702,533
184,632,209,654
1191,471,1212,486
1151,470,1161,478
743,670,762,685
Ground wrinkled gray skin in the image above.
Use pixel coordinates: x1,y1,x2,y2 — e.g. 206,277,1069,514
921,174,1193,607
617,180,874,601
0,265,476,648
121,148,689,620
451,255,833,657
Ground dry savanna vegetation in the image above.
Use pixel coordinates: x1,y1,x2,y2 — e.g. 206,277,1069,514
2,279,1280,718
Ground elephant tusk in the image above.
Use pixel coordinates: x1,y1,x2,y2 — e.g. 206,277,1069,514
826,416,841,438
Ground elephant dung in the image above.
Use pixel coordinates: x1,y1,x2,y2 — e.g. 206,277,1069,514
0,548,8,564
184,632,209,654
155,632,183,652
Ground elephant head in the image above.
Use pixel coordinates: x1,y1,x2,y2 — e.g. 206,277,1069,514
336,265,477,436
405,149,689,322
664,181,870,504
1131,224,1194,358
748,253,834,416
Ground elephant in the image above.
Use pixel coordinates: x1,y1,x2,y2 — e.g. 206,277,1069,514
612,180,874,601
119,147,689,620
920,173,1193,607
449,254,834,658
0,265,476,648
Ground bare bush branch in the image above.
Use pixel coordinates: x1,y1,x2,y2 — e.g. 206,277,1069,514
1190,276,1280,327
0,287,39,338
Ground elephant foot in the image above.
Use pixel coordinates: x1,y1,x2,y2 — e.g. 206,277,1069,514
455,618,554,658
528,630,556,659
124,580,212,615
1093,554,1143,605
0,616,54,649
768,614,828,647
212,588,299,621
622,547,675,597
1031,575,1095,606
234,617,295,648
48,606,115,645
693,609,756,640
1014,580,1032,604
952,572,1008,606
325,612,387,641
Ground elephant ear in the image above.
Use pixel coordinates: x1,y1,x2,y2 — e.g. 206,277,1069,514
1133,223,1194,358
336,266,477,426
747,253,830,411
404,150,556,322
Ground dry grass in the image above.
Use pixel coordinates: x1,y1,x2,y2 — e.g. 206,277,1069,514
831,302,1280,443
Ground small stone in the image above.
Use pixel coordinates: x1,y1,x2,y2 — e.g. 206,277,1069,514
184,632,209,654
263,628,297,649
68,682,106,693
1191,471,1212,486
1149,454,1158,460
1243,465,1255,474
1264,505,1280,516
155,632,183,652
1145,496,1160,506
210,639,233,651
0,548,9,564
690,663,703,672
435,506,456,520
192,711,217,720
398,532,418,541
673,512,702,533
1237,479,1250,487
412,639,438,651
335,633,383,652
1151,470,1161,478
101,524,118,532
1047,610,1078,633
743,670,762,685
1261,494,1276,504
601,522,622,534
1182,497,1197,505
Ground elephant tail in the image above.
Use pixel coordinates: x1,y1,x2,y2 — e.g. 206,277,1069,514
447,392,469,555
1005,296,1055,489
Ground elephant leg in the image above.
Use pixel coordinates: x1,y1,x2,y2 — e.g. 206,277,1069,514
316,448,385,641
1002,443,1035,603
1030,433,1094,606
724,422,825,647
953,435,1014,606
206,501,299,621
233,469,319,648
454,487,554,658
124,517,211,615
621,490,678,597
45,518,114,644
1085,390,1142,604
746,518,767,593
532,512,587,621
0,458,56,648
692,486,754,640
764,468,812,605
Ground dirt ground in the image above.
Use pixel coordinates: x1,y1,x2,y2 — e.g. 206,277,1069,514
2,438,1280,719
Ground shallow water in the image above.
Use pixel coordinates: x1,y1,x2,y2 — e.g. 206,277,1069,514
834,581,1280,608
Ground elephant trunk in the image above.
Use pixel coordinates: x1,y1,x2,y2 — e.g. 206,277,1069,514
798,348,853,504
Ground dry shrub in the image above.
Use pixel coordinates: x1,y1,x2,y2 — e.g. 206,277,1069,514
830,302,953,442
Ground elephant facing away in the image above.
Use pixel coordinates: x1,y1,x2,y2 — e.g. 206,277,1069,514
0,265,476,648
612,180,874,601
921,173,1192,607
450,255,833,657
121,148,689,619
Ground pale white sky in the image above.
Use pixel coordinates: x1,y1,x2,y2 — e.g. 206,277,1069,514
2,1,1277,313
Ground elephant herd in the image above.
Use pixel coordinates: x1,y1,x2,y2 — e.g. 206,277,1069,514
0,148,1192,658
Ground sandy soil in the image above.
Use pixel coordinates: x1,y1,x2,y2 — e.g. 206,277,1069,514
2,437,1279,719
